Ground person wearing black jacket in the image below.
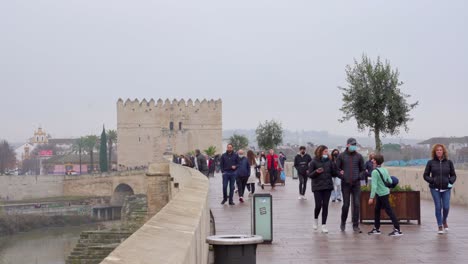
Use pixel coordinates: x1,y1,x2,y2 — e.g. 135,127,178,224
220,144,240,205
195,149,209,177
308,145,338,233
423,144,457,234
336,138,365,233
294,146,312,200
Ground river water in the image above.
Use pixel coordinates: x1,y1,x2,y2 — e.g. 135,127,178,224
0,225,98,264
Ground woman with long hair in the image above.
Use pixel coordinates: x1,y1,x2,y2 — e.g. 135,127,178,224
423,144,457,234
259,151,267,190
307,145,338,233
246,150,258,195
330,149,342,202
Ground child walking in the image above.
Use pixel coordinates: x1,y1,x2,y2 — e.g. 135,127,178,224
367,154,403,237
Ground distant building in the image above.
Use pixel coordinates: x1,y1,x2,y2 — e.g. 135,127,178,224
30,127,49,144
418,137,468,154
117,98,222,168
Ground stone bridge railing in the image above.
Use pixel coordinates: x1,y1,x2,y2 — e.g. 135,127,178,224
101,163,210,264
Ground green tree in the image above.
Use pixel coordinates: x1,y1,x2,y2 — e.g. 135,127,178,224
229,134,249,151
72,137,86,174
204,146,217,157
0,140,16,174
339,55,418,153
382,143,401,152
256,120,284,150
100,127,108,172
107,129,117,169
83,135,98,173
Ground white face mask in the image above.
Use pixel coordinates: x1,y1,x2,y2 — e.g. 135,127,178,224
239,155,245,158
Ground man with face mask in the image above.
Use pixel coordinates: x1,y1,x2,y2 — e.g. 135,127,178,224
336,138,365,233
294,146,312,200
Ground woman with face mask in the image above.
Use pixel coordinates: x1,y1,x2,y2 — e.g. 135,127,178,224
307,145,339,233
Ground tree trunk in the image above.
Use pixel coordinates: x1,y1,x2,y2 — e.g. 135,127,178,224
375,129,382,154
79,147,82,175
90,150,94,173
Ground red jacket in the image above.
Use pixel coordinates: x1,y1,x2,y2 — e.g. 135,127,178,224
266,154,280,170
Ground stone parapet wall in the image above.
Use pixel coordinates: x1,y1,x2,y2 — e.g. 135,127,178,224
0,175,65,201
101,163,210,264
387,167,468,206
0,170,147,202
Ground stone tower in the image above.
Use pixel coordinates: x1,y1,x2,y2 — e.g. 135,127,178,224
117,98,222,168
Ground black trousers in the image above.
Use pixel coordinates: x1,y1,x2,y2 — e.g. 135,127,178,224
269,169,278,187
313,190,332,224
246,183,255,194
236,177,249,197
341,183,361,227
375,194,400,230
298,173,308,195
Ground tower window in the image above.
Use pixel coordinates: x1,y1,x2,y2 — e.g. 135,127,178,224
179,122,182,130
169,122,174,131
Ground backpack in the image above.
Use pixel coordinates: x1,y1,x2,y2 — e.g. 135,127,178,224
376,168,399,189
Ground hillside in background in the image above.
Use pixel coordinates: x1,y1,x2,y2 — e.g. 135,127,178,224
223,129,422,149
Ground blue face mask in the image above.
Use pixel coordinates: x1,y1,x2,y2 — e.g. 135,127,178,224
322,155,329,159
349,145,357,152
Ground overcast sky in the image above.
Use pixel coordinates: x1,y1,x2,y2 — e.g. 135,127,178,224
1,0,467,143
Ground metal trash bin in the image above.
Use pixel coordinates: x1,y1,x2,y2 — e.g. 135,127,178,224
206,235,263,264
251,193,273,243
292,167,298,179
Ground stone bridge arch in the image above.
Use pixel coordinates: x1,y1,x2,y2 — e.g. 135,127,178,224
111,183,135,206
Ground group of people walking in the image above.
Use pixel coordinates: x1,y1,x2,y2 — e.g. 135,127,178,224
219,144,285,205
213,138,457,236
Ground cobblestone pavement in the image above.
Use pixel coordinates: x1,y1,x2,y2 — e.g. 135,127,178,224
209,174,468,264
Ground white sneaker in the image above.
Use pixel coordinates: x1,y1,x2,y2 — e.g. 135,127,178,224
303,195,307,200
322,225,328,233
298,196,303,200
313,219,318,230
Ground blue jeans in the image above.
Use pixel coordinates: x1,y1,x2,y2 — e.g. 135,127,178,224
430,188,451,226
222,172,237,202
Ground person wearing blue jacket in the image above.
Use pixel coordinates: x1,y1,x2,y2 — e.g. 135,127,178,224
220,144,240,205
236,149,250,203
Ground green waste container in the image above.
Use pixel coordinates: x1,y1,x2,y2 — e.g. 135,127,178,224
206,235,263,264
251,193,273,243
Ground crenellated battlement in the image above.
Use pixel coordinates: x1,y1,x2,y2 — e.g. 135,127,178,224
117,98,222,110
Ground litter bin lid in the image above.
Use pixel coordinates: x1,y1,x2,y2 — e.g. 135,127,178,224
206,235,263,245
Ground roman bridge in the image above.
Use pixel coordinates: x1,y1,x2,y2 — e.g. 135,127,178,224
63,171,148,206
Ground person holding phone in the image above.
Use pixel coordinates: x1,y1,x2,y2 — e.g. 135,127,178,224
308,145,338,233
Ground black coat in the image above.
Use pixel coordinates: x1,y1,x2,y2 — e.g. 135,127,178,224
196,154,209,175
423,158,457,190
307,157,338,192
336,150,365,185
220,151,239,173
294,153,312,175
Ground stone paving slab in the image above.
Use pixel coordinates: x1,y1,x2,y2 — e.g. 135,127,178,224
209,175,468,264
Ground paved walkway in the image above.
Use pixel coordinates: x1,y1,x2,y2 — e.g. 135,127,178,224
209,174,468,264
